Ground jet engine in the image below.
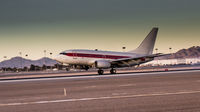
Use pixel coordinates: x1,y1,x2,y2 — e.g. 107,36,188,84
95,60,111,68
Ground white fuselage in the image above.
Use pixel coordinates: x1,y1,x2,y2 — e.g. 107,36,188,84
54,49,148,67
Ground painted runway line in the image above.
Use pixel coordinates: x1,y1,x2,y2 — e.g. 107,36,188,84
1,69,200,83
118,84,136,87
1,90,200,107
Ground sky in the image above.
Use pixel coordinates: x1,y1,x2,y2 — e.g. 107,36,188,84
0,0,200,60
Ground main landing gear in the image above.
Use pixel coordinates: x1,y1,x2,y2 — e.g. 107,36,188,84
97,68,117,75
98,69,104,75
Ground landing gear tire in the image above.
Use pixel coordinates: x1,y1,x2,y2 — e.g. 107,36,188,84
98,69,104,75
110,68,116,74
66,68,70,71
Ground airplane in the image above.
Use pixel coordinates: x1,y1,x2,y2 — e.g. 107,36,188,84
54,27,167,75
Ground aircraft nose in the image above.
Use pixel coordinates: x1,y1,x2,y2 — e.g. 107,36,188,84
53,54,61,62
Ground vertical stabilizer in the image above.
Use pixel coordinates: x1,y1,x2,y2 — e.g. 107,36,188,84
129,27,158,55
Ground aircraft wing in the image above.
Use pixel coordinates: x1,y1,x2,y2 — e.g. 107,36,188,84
110,53,170,67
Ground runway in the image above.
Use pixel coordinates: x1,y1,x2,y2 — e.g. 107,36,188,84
0,70,200,112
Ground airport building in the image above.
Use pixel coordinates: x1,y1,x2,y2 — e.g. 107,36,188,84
145,57,200,66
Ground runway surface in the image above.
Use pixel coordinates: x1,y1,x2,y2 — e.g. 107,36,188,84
0,70,200,112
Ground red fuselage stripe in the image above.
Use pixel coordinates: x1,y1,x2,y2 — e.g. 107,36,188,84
65,53,130,59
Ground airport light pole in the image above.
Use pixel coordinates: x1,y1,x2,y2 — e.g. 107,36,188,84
155,48,159,65
3,56,7,72
169,47,172,65
50,52,52,58
44,50,46,64
50,52,53,71
19,52,22,69
155,48,158,54
169,47,172,54
25,54,28,72
44,50,46,70
122,47,126,52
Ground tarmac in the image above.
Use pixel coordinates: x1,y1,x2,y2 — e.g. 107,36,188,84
0,70,200,112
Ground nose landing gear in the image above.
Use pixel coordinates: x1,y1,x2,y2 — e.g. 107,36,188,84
110,68,116,74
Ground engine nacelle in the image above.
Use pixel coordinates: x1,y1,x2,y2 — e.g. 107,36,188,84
95,60,111,68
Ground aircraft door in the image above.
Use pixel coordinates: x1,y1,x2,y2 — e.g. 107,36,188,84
72,51,77,59
103,54,106,59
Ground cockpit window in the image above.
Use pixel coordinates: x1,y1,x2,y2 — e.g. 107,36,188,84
60,52,67,55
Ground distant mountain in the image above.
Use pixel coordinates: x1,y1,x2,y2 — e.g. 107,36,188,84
160,46,200,59
0,57,58,68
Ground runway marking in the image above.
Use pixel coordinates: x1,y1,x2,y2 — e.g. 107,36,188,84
84,86,97,88
112,92,128,95
118,84,136,87
1,69,200,83
1,90,200,107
